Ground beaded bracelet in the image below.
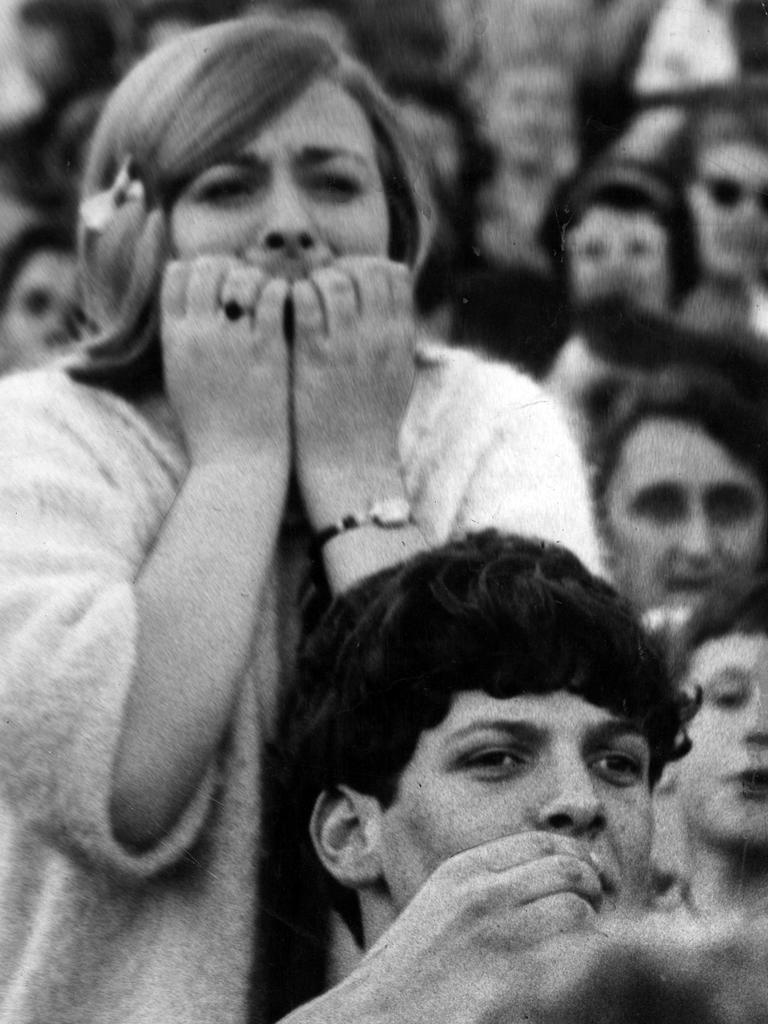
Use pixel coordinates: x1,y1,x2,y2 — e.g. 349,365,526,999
313,497,413,551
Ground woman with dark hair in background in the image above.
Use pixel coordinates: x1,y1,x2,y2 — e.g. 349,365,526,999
593,370,768,620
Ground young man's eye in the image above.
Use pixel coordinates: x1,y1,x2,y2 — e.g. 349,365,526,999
593,752,645,786
461,748,526,775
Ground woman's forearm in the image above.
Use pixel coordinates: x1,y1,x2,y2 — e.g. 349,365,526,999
323,524,427,594
111,455,287,848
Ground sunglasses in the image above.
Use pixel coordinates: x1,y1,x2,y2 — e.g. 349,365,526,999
704,177,768,215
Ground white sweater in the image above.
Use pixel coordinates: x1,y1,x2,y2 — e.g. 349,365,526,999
0,348,601,1023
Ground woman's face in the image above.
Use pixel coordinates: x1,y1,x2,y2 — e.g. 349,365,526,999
688,140,768,283
677,632,768,852
170,79,390,279
567,204,671,313
605,416,768,613
0,247,78,375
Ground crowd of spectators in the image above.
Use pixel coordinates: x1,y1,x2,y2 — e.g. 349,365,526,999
2,1,768,1022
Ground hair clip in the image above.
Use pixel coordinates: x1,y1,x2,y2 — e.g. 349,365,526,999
79,157,146,235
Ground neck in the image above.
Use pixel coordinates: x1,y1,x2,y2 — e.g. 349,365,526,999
687,835,768,914
359,891,398,950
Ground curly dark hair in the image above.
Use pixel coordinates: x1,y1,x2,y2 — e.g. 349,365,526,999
667,571,768,686
268,531,693,949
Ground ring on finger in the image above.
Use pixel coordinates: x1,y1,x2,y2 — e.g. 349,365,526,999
220,267,264,323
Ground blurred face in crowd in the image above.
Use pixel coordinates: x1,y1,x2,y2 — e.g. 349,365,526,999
568,205,671,314
478,65,576,251
170,78,390,279
605,416,768,613
677,632,768,852
688,140,768,284
0,247,78,375
316,690,654,934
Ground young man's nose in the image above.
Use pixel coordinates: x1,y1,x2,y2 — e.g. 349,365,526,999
535,768,606,838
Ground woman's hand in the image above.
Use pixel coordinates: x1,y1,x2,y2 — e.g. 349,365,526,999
292,256,415,529
161,256,291,466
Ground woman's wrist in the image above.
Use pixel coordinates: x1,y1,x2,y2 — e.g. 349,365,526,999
322,521,426,594
303,463,406,532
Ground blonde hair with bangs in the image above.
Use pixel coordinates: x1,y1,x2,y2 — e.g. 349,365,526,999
70,15,426,396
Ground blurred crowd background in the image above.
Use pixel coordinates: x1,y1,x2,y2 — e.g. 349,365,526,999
4,5,768,1019
3,0,768,622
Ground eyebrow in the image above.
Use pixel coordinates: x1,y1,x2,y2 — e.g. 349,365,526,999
299,146,372,167
446,720,543,746
587,719,647,745
444,716,647,748
211,147,372,170
700,666,752,687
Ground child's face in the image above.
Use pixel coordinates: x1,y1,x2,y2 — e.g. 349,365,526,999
567,205,671,313
688,140,768,284
677,632,768,852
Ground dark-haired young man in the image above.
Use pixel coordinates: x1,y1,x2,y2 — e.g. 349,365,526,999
273,531,694,1023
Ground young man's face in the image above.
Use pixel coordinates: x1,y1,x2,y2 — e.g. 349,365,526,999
373,690,653,917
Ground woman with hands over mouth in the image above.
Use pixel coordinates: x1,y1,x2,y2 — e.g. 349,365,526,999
0,15,601,1024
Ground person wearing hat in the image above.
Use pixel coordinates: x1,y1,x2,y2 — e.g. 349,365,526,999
678,91,768,341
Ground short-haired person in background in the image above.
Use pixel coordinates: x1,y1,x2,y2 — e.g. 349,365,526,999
272,531,693,1024
593,370,768,623
652,572,768,917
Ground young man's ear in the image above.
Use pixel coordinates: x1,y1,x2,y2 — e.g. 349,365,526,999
310,785,385,891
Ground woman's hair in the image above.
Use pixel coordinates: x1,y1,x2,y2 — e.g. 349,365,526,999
68,15,427,397
591,368,768,521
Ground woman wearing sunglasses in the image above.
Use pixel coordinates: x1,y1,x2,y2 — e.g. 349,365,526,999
680,90,768,339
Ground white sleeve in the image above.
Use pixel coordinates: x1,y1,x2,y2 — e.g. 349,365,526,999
0,374,214,880
400,342,606,576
